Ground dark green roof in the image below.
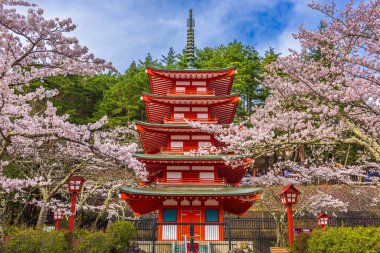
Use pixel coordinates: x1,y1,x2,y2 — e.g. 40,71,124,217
147,66,236,72
120,185,261,196
135,121,230,128
133,153,247,160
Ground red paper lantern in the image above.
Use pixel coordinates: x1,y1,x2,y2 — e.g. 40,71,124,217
317,213,330,227
278,184,301,205
68,176,85,193
53,209,64,221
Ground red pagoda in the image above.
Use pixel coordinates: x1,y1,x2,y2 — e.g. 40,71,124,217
120,9,261,242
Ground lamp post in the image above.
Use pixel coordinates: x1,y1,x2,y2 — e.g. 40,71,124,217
67,176,85,233
316,213,330,231
53,209,64,231
278,184,301,247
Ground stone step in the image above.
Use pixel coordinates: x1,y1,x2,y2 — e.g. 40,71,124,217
270,247,289,253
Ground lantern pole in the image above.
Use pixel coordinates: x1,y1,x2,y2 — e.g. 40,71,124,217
286,204,294,246
68,192,77,233
55,219,61,231
278,184,300,248
53,209,63,231
67,176,84,233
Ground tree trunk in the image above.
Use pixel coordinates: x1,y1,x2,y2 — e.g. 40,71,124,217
275,217,287,246
275,221,283,246
93,188,114,228
36,204,49,228
36,188,50,228
299,144,305,165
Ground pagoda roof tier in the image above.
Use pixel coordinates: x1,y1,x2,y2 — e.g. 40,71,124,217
142,92,240,105
121,185,260,196
142,163,247,186
135,154,249,184
136,121,226,154
134,153,247,162
143,93,238,124
136,121,229,131
146,67,236,96
120,185,261,215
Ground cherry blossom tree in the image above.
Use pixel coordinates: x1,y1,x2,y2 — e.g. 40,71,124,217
192,0,380,163
189,2,380,246
244,157,379,246
0,0,144,228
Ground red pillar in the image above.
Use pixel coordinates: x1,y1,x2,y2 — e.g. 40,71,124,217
287,204,294,246
55,219,61,231
68,193,77,233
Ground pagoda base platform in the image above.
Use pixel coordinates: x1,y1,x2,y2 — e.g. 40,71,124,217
132,240,254,253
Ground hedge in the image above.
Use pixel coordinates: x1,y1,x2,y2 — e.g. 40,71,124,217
292,227,380,253
2,220,136,253
2,226,68,253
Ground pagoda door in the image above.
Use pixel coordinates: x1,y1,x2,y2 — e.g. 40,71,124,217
181,210,201,241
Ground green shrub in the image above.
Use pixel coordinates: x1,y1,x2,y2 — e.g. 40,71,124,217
73,229,112,253
305,227,380,253
2,226,68,253
291,232,312,253
107,220,136,253
2,221,138,253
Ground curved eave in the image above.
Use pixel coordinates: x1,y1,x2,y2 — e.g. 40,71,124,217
142,92,240,105
133,153,248,161
120,185,261,197
142,91,239,99
146,67,236,96
146,66,236,75
136,120,229,132
121,185,261,215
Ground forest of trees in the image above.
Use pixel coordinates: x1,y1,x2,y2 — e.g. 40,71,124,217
38,41,278,127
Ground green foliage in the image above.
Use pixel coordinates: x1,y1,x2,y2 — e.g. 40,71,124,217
2,226,68,253
73,229,112,253
31,74,116,124
161,47,178,69
94,61,152,127
107,220,136,253
2,223,137,253
32,43,278,125
290,232,312,253
292,227,380,253
195,40,266,119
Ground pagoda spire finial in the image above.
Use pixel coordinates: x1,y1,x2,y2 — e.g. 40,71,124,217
186,9,195,69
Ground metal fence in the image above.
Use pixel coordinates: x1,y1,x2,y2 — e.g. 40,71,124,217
127,217,380,253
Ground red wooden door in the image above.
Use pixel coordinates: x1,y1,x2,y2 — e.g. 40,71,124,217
181,210,201,241
182,172,199,181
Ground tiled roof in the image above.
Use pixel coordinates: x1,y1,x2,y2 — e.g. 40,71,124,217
133,153,247,160
120,185,261,196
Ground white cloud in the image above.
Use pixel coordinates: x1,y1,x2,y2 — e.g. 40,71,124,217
32,0,329,71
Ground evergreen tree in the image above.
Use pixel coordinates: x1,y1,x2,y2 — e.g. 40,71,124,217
195,40,265,119
161,47,177,69
33,43,278,125
94,61,151,126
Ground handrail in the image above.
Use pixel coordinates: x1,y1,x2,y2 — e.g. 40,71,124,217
160,146,217,153
156,177,226,185
163,116,218,123
167,90,215,95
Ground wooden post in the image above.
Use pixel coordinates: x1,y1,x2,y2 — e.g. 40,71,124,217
287,204,294,247
55,219,61,231
68,193,77,233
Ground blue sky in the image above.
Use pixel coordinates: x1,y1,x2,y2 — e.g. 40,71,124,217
36,0,342,72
